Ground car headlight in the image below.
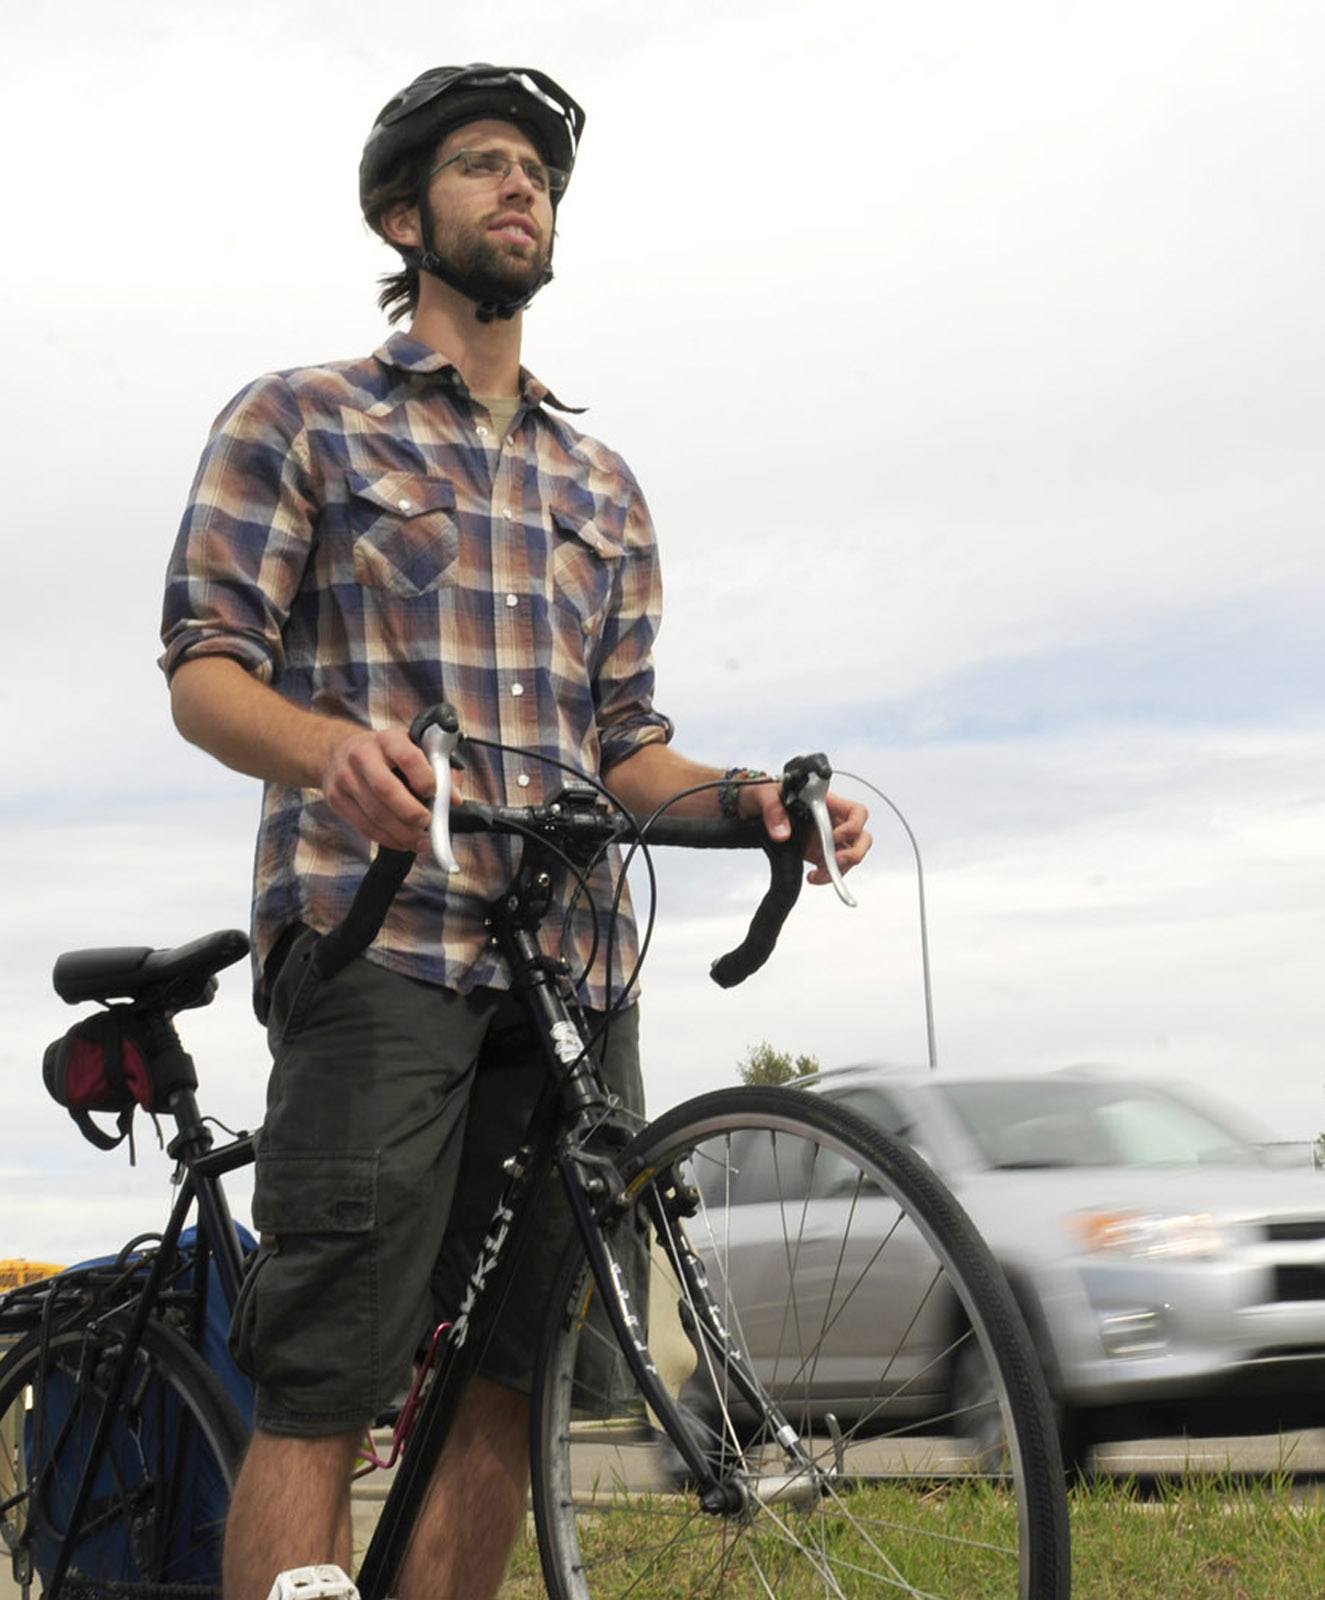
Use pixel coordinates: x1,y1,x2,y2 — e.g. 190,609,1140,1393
1068,1209,1223,1259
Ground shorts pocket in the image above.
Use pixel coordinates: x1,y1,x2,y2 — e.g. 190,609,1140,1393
252,1152,378,1236
349,470,459,598
235,1153,381,1421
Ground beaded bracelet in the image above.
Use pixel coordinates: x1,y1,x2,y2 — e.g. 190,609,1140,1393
718,766,771,821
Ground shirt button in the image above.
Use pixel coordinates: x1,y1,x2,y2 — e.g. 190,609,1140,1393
504,593,518,608
502,506,514,521
510,682,524,697
476,424,489,437
397,498,412,512
516,773,531,788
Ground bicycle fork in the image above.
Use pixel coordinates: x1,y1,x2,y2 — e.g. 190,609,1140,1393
560,1151,835,1518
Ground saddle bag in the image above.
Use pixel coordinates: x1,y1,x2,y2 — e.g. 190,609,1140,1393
42,1007,192,1156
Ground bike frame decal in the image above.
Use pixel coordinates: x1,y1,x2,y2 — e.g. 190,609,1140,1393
606,1254,656,1377
448,1198,516,1350
548,1020,584,1065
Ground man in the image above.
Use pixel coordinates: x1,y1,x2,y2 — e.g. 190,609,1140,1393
162,65,870,1600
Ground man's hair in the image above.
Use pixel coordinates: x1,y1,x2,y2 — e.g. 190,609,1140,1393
362,145,434,323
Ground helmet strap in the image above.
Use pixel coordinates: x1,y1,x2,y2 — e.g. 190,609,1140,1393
411,187,553,324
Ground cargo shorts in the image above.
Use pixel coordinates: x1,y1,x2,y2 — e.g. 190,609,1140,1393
229,926,643,1437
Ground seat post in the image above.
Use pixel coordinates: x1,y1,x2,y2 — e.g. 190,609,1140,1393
138,1011,210,1157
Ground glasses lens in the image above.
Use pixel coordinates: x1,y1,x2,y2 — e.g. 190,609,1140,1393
462,151,507,178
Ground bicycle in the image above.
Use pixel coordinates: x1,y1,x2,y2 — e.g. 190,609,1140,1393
0,703,1071,1599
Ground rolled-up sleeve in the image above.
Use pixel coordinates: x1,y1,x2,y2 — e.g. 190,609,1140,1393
594,483,674,771
160,375,317,684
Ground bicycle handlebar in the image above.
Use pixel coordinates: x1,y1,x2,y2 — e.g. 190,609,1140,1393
310,705,852,989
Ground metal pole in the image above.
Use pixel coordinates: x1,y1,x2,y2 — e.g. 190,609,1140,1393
872,791,938,1071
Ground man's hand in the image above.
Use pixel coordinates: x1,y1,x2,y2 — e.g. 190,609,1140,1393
740,781,872,886
321,725,437,852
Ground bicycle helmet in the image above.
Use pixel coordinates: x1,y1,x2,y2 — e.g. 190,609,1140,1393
360,65,585,322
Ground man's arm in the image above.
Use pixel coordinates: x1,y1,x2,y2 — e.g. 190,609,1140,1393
603,743,871,887
170,657,435,851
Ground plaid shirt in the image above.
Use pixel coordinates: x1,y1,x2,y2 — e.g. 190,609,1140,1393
161,332,672,1009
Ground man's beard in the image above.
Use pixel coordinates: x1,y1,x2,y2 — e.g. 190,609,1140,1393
431,215,551,303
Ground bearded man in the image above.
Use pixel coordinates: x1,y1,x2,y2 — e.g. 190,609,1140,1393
161,64,870,1600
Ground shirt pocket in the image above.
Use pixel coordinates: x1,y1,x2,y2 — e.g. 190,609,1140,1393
348,471,459,598
550,510,624,638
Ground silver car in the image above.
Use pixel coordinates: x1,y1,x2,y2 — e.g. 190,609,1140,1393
685,1065,1325,1469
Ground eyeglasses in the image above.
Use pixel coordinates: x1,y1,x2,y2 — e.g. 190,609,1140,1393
430,149,568,197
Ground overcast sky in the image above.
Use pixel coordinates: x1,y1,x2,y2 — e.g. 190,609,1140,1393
4,0,1323,1261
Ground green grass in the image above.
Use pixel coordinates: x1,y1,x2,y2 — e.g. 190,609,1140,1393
497,1474,1325,1598
1068,1474,1324,1599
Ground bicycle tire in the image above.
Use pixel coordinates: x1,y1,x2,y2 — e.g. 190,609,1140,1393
0,1308,247,1599
531,1085,1070,1599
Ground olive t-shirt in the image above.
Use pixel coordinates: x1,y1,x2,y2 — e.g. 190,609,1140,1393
475,394,521,452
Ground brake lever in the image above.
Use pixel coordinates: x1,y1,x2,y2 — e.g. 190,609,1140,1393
781,754,857,909
409,703,462,873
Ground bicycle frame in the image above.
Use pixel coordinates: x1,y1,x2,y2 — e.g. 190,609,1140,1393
356,830,823,1593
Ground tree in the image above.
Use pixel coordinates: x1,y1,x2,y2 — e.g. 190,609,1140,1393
737,1040,820,1087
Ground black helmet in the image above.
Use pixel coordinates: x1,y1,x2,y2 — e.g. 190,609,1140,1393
360,64,584,217
359,65,584,323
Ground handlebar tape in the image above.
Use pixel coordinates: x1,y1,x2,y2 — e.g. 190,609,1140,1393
310,847,416,981
708,835,805,988
629,816,807,986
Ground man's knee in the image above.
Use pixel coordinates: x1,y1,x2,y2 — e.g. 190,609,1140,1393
464,1375,529,1425
440,1377,529,1470
240,1426,363,1473
230,1426,364,1521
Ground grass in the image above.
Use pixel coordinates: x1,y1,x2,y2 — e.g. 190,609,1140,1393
494,1473,1325,1598
1067,1473,1324,1600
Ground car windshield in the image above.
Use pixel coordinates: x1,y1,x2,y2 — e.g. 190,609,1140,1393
935,1080,1259,1170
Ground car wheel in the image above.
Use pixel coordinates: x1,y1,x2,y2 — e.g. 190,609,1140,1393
953,1336,1095,1484
1057,1406,1094,1483
951,1336,1010,1473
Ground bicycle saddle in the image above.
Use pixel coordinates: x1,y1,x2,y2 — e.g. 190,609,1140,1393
52,929,250,1007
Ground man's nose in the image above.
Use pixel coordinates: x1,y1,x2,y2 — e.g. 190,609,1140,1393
499,162,537,205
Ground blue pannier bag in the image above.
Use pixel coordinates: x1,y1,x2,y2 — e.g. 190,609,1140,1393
23,1225,255,1588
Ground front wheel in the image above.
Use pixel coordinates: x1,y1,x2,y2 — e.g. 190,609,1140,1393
531,1085,1070,1599
0,1308,247,1597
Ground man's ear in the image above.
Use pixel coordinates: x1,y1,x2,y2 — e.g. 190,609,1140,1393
380,200,423,252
